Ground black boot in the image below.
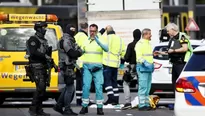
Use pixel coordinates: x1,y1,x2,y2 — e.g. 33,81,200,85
97,108,104,115
104,98,117,105
64,108,78,116
104,98,112,105
79,107,88,114
88,100,95,106
53,104,63,114
37,109,50,116
29,106,38,116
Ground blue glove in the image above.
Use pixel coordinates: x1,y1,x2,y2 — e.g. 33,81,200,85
143,60,152,67
95,36,109,52
143,60,154,72
120,64,124,69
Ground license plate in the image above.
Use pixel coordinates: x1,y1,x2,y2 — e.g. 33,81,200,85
168,68,172,74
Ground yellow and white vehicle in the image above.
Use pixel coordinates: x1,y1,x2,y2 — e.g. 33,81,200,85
0,13,63,105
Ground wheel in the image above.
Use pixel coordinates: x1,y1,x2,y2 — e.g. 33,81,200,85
0,96,5,105
55,96,59,102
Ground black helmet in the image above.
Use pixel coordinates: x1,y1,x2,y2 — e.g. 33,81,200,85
159,28,170,42
34,21,48,36
34,21,47,31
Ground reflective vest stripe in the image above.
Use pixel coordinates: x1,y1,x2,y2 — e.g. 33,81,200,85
142,54,153,56
83,61,102,64
83,40,103,64
85,51,102,54
103,59,119,63
105,35,122,67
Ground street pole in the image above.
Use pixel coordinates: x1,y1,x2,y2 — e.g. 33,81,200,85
188,0,196,39
37,0,42,6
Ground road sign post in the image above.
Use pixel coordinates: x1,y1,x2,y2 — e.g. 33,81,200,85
185,18,200,31
188,0,197,39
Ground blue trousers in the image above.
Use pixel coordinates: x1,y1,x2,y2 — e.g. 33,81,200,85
103,65,119,103
82,65,104,108
76,68,83,105
136,67,152,108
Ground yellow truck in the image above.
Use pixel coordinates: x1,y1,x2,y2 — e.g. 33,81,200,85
0,14,63,105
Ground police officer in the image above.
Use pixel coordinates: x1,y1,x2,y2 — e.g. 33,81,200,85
121,29,141,110
103,25,126,105
154,23,193,110
79,24,108,115
135,28,154,111
53,24,83,115
27,21,51,116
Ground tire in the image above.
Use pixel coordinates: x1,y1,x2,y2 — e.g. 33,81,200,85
55,96,59,102
0,96,5,105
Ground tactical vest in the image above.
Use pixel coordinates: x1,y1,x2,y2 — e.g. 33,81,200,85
179,32,193,62
25,35,49,59
36,35,49,54
58,37,70,65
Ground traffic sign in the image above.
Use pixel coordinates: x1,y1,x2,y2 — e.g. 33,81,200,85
185,18,200,31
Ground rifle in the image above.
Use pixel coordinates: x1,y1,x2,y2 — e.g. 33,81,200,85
46,46,58,87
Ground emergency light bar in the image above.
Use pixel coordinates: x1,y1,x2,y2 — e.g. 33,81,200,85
0,14,58,22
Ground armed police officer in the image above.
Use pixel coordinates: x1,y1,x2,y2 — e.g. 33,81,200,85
53,24,83,115
26,21,51,116
154,23,193,110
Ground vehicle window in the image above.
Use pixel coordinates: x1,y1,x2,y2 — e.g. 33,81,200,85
153,45,199,60
192,45,199,49
184,52,205,71
153,45,169,60
0,27,57,51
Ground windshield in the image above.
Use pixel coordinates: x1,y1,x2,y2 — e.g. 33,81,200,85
153,45,200,60
0,27,57,51
184,52,205,71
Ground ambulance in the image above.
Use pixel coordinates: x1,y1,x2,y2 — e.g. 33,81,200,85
0,13,63,105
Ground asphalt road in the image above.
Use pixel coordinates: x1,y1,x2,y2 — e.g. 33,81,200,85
0,107,174,116
0,93,175,116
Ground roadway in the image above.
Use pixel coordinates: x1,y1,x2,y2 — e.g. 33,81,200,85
0,93,175,116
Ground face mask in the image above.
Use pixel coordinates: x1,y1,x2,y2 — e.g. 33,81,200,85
69,30,75,37
36,28,47,35
41,28,47,35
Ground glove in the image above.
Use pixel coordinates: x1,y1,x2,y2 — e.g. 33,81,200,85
94,35,99,40
77,48,84,56
143,60,152,67
45,54,52,62
120,64,124,69
143,60,154,72
45,54,52,61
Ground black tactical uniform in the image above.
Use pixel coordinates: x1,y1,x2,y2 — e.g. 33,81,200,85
53,25,83,115
27,21,51,116
168,33,188,94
